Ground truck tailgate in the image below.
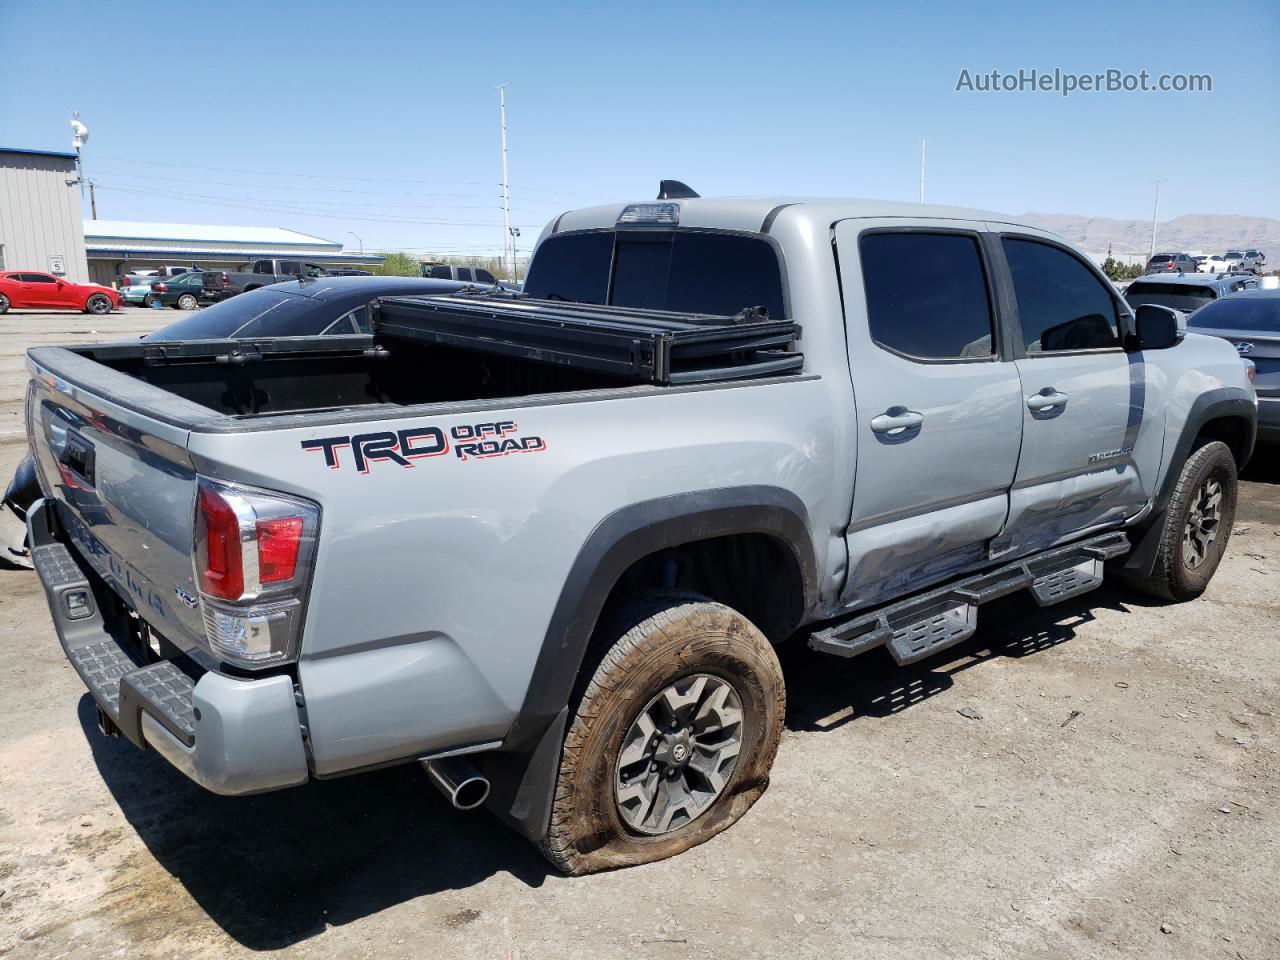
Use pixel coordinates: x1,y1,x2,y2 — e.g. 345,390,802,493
26,348,213,655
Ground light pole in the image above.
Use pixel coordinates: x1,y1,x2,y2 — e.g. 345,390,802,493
919,137,926,204
497,83,513,279
347,231,363,255
509,226,522,282
1148,179,1167,263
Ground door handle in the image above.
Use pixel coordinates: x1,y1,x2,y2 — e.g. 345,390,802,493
870,409,925,434
1027,390,1069,412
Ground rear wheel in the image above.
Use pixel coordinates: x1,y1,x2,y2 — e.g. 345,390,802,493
177,293,198,310
1124,440,1238,601
86,294,112,315
0,293,9,314
540,593,785,875
143,293,157,308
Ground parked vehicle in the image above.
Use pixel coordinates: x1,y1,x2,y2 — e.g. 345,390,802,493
1197,255,1231,273
146,275,467,341
0,272,119,314
1236,250,1267,275
324,268,373,277
120,280,157,307
419,262,499,283
1187,289,1279,444
1145,253,1198,274
1,277,467,567
144,271,214,310
25,190,1255,875
1124,272,1261,316
204,258,330,299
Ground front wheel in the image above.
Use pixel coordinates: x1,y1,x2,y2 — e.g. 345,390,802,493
86,294,112,315
1124,440,1238,601
540,593,785,875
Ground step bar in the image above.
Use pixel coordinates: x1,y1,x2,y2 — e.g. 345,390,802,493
809,531,1130,665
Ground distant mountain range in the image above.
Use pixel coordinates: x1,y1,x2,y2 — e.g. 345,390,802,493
1018,212,1280,266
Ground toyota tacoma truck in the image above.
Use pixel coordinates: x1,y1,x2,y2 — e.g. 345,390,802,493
25,184,1256,875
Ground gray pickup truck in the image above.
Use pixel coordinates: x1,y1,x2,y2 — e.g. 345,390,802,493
25,188,1256,875
204,258,329,299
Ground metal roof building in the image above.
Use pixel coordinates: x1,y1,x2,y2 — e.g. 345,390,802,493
83,220,384,284
0,147,90,282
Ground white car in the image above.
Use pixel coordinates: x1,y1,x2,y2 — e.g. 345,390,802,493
1198,254,1230,273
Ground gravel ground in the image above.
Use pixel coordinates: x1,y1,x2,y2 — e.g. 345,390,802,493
0,309,1277,960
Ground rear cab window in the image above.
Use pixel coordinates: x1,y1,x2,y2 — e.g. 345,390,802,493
524,230,787,319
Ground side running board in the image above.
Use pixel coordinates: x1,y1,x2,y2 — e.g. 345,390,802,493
809,531,1130,665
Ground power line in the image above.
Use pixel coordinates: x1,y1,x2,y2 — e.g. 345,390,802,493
89,153,608,199
91,178,549,214
90,168,573,207
94,184,546,228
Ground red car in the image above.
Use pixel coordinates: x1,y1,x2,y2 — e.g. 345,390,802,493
0,271,120,315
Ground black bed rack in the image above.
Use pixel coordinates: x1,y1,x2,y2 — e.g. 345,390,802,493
371,294,804,386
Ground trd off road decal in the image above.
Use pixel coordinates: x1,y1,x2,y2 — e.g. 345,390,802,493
301,420,546,473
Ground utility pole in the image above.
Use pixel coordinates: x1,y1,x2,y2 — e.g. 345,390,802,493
919,137,926,204
1148,179,1166,262
347,231,363,254
70,112,96,219
497,83,513,279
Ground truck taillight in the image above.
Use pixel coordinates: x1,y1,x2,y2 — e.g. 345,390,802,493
257,516,303,583
198,487,244,600
192,478,320,668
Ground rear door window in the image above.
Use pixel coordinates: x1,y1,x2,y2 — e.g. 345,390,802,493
475,269,496,284
859,232,995,360
427,265,453,280
1003,238,1122,353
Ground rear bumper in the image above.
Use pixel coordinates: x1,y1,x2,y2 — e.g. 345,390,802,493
29,498,309,795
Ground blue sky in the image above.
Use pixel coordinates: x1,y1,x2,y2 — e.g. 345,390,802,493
2,0,1276,257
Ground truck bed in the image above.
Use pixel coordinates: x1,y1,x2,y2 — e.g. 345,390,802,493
50,294,804,419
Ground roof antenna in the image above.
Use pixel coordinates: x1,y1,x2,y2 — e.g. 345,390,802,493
657,180,699,200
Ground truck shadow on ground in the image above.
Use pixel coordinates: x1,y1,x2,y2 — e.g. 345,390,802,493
782,584,1150,732
79,697,551,951
76,582,1161,950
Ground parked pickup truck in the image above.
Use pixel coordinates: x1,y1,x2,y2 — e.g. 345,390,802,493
203,258,329,299
25,187,1257,875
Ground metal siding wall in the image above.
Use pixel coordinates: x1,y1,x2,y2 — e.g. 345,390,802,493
0,152,89,283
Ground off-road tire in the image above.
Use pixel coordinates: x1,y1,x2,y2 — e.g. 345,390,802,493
1124,440,1238,601
85,294,112,315
540,593,785,875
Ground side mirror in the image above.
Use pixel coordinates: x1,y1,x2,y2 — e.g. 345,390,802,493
1130,304,1181,351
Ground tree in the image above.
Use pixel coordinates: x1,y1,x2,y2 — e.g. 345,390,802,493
369,252,422,277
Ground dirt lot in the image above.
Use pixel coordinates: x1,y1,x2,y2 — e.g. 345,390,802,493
0,309,1277,960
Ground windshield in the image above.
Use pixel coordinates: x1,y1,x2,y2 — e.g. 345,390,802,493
1189,297,1280,333
524,230,787,319
1125,281,1217,313
145,289,332,340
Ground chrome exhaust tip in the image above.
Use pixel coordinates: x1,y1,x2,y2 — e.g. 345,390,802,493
423,756,490,811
